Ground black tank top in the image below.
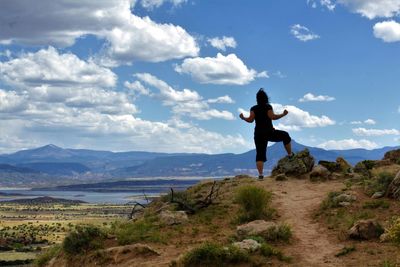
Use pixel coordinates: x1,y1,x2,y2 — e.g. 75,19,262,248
250,104,274,135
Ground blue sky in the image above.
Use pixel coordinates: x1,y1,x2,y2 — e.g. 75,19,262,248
0,0,399,154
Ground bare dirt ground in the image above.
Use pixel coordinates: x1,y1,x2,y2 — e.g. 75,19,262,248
264,178,345,267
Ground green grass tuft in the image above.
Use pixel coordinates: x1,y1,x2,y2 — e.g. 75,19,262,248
34,245,61,267
235,185,274,222
62,225,105,256
362,199,390,209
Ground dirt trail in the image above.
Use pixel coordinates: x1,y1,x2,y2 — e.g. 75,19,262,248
264,179,345,267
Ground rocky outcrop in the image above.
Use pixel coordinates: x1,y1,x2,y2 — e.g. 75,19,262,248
232,239,261,252
236,220,277,237
348,219,384,240
159,210,188,225
310,165,330,181
386,170,400,200
318,160,341,173
336,157,352,173
272,149,314,177
383,149,400,164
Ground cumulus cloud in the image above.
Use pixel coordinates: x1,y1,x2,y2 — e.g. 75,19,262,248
373,20,400,42
352,127,400,136
0,47,116,88
134,73,235,120
0,0,199,65
139,0,187,10
0,89,28,113
272,103,335,129
124,80,152,96
337,0,400,19
318,139,378,150
207,95,235,104
299,93,335,102
207,36,237,51
290,24,320,42
175,53,267,85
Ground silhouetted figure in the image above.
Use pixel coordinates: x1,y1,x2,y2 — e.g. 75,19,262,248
240,88,293,179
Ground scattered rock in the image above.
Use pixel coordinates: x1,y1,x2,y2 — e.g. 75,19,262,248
354,160,376,177
310,165,330,181
159,210,188,225
237,220,277,237
333,193,357,204
336,157,352,173
275,173,288,181
318,160,341,173
383,149,400,163
272,149,314,177
338,202,351,207
380,233,390,242
386,170,400,200
232,239,261,252
348,219,384,240
371,192,385,199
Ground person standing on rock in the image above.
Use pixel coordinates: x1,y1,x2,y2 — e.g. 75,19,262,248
240,88,294,180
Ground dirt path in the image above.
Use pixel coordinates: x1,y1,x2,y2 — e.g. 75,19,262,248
263,179,345,267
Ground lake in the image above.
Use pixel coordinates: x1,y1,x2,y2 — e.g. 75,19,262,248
0,178,215,204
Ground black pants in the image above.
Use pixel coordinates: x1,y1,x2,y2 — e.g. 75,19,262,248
254,130,291,162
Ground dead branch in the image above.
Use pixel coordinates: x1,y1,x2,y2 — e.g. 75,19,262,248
128,201,146,219
170,188,196,214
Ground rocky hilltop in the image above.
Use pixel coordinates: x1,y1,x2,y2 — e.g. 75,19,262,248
38,149,400,267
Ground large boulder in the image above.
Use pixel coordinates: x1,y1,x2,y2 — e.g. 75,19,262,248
386,170,400,200
272,149,315,177
348,219,384,240
236,220,277,237
159,210,188,225
318,160,341,173
232,239,261,252
310,165,330,181
336,157,352,173
383,149,400,164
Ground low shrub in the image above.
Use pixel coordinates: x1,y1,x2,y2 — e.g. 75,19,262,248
364,172,394,196
263,223,292,242
62,225,105,256
34,245,61,267
320,192,342,210
362,200,390,209
260,243,292,262
112,219,164,245
235,185,273,222
181,242,249,267
386,217,400,244
335,245,356,257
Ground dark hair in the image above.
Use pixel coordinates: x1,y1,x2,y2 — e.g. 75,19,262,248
256,88,269,105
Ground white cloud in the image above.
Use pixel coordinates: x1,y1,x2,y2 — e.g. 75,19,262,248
352,127,400,136
364,119,376,125
337,0,400,19
139,0,187,10
373,20,400,42
290,24,320,42
238,108,249,118
272,103,335,129
318,139,378,150
299,93,335,102
175,53,267,85
134,73,235,120
124,80,152,96
350,119,376,125
207,36,237,51
308,0,336,10
0,89,28,113
0,47,116,88
0,0,199,65
207,95,235,104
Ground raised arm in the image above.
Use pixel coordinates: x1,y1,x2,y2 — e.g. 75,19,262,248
239,111,255,123
268,108,288,120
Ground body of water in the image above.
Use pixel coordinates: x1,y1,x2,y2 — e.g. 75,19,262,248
0,178,214,204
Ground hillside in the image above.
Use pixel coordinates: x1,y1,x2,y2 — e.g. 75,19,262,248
36,148,400,267
0,143,398,187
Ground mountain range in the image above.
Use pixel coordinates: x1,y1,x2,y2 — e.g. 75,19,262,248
0,142,398,187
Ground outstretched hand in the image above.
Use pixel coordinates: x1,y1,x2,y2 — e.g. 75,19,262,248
239,113,245,120
283,109,289,116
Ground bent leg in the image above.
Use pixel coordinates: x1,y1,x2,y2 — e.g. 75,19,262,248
268,130,292,156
